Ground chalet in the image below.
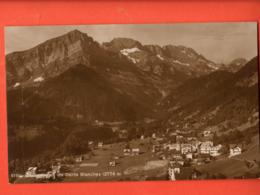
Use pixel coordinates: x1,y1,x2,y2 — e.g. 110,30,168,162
229,144,242,157
209,144,222,157
109,161,116,167
199,141,213,154
25,167,37,177
181,144,192,154
123,148,131,156
132,148,140,155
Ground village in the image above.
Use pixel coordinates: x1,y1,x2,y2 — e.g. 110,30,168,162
11,122,245,183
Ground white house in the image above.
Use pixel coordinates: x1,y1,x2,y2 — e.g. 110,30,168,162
109,161,116,167
181,144,192,154
123,148,131,156
132,148,140,155
229,144,242,157
199,141,222,156
209,144,222,157
186,153,193,159
25,167,37,177
199,141,214,154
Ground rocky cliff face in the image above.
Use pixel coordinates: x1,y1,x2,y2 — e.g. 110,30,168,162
6,30,96,86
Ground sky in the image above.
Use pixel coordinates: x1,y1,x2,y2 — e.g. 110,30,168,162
5,22,258,64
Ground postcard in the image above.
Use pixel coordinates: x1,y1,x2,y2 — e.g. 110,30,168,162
5,22,259,183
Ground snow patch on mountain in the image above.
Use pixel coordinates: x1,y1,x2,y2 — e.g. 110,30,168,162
207,63,219,70
120,47,141,64
120,47,141,56
128,56,139,64
172,60,190,66
156,54,164,60
33,76,44,83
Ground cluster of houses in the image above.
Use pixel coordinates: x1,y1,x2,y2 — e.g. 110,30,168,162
148,129,243,180
17,127,244,182
24,163,61,180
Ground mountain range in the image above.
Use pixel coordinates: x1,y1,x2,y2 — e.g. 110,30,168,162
6,29,259,160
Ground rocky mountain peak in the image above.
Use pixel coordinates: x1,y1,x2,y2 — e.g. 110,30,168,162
227,58,248,72
144,45,164,56
103,37,143,52
5,30,99,87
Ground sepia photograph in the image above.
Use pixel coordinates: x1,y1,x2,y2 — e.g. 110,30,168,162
5,22,260,183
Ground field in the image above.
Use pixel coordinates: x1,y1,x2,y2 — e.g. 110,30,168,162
62,138,168,182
